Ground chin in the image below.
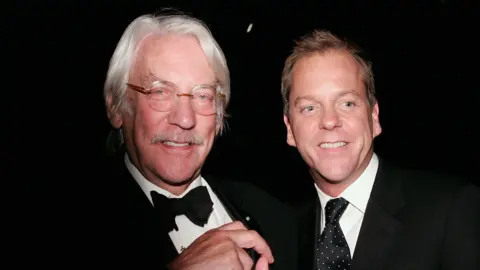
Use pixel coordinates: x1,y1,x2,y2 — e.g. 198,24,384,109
161,170,197,183
315,164,353,184
322,174,351,184
162,177,194,187
155,164,200,184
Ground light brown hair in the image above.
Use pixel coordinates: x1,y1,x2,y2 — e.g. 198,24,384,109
281,30,376,115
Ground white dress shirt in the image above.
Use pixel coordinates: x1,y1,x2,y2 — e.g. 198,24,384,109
315,153,379,257
124,154,233,253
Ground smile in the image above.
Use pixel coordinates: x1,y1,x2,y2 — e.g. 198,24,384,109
161,141,192,147
319,141,347,149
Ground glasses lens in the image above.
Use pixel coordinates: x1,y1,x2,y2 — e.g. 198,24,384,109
146,85,220,115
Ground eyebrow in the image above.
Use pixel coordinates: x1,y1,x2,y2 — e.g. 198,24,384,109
293,89,361,106
338,90,361,99
145,71,219,87
144,72,172,86
294,95,317,107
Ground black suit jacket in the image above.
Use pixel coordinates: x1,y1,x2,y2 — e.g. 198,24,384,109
92,152,298,270
293,157,480,270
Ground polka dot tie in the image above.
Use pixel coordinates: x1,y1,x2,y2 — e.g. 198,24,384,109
316,198,351,270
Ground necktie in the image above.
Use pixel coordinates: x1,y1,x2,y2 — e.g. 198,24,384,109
151,186,214,232
316,197,351,270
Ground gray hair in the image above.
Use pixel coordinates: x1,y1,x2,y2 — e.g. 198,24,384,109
104,13,231,134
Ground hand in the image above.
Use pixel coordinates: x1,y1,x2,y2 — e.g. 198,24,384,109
168,221,274,270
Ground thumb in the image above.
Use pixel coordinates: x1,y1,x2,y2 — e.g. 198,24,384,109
254,256,269,270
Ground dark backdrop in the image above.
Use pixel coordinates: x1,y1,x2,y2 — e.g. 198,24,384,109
14,0,478,202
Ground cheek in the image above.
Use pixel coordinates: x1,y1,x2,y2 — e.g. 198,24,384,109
198,116,217,139
292,120,317,145
134,107,167,140
344,113,372,134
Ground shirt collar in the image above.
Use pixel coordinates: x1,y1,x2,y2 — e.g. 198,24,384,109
315,153,379,213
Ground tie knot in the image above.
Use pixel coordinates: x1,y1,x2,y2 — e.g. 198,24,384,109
151,186,214,231
324,197,349,224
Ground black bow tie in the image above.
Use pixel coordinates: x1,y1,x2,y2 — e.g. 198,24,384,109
151,186,214,232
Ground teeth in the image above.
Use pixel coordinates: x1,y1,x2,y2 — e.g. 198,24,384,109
162,141,190,147
320,141,347,149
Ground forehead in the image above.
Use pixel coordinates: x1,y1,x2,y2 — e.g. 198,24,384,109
132,34,216,85
290,50,365,98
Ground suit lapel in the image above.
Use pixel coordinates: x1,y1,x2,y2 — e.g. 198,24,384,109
298,196,321,270
351,160,405,270
206,176,260,231
288,179,320,270
205,175,262,261
133,184,179,264
111,152,179,265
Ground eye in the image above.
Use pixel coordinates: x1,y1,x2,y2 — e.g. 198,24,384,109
149,87,173,100
194,88,215,101
343,101,356,108
300,105,319,115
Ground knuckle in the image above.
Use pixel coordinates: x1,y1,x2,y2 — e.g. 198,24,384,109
219,252,241,270
225,247,241,264
247,229,261,243
205,228,224,239
248,229,260,238
214,234,236,250
226,238,238,249
232,220,245,228
232,220,242,226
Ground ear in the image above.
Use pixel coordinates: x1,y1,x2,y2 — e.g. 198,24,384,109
106,94,123,129
283,114,296,147
371,102,382,138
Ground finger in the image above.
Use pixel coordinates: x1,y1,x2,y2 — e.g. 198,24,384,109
225,230,274,263
237,247,254,270
255,256,269,270
217,221,247,231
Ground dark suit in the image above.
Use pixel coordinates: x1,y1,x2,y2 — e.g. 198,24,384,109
92,151,298,270
293,157,480,270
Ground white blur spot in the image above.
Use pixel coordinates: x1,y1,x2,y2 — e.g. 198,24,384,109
246,23,253,33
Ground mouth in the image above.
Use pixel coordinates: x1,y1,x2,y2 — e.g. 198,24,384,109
160,141,193,147
319,141,348,149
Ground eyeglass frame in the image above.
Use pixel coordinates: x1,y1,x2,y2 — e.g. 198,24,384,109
126,80,226,116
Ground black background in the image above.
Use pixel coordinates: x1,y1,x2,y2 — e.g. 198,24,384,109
14,0,478,201
10,0,479,263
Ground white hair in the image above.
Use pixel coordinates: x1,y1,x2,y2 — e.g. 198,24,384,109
104,13,231,134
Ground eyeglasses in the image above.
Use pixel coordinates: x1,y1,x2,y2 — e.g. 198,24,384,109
126,80,225,116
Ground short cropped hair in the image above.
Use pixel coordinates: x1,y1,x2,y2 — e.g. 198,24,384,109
281,30,376,115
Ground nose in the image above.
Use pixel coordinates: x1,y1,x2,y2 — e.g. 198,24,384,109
167,97,196,130
320,107,342,130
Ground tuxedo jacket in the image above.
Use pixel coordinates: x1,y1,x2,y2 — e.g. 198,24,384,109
293,158,480,270
91,152,298,270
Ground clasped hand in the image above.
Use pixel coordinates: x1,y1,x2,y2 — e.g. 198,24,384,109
168,221,274,270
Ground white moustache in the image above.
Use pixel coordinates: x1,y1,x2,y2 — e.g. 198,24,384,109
151,133,204,145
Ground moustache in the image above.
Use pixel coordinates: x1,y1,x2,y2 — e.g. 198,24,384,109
151,132,204,145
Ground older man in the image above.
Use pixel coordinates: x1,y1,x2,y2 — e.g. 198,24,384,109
97,12,297,270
